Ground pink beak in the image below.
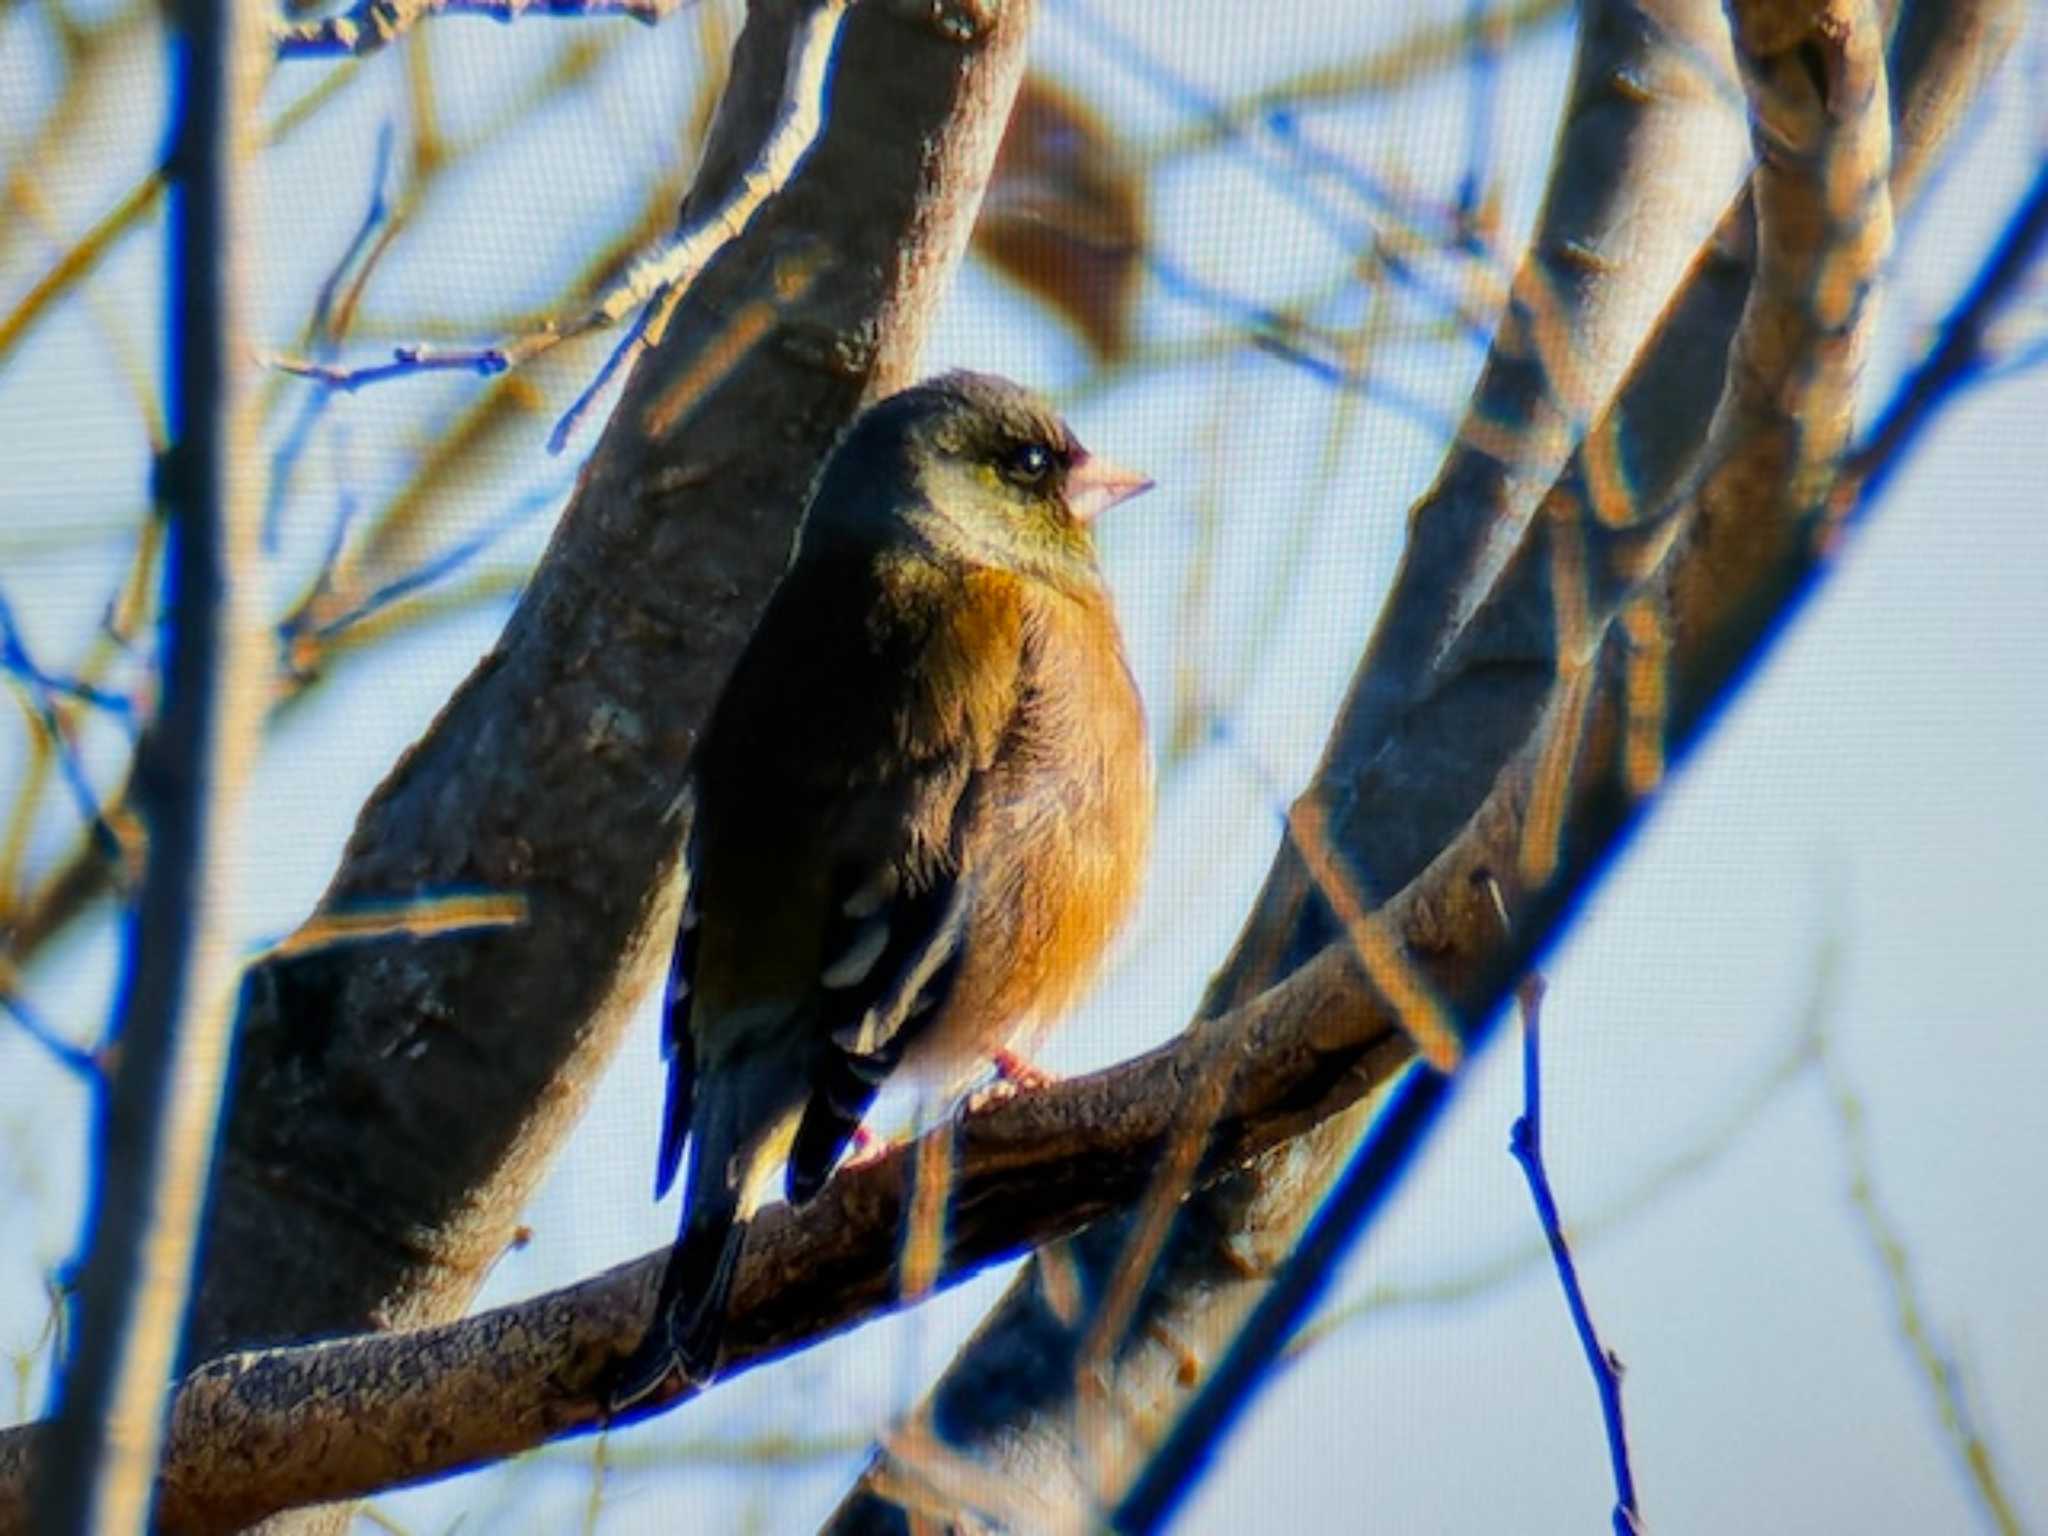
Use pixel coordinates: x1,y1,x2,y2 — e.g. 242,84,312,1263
1066,450,1155,524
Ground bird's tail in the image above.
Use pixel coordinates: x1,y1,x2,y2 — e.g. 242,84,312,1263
607,1094,759,1412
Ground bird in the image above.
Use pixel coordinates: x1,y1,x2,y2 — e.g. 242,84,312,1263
607,370,1156,1408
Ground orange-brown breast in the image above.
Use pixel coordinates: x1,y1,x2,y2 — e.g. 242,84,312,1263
908,579,1153,1086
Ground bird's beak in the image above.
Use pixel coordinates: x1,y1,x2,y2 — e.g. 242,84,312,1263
1065,451,1155,524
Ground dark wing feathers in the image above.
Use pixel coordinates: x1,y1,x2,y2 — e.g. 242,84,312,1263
787,863,975,1204
660,559,1024,1213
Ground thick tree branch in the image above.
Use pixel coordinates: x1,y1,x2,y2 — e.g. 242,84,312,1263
0,955,1412,1534
1348,0,1744,715
1114,6,1897,1518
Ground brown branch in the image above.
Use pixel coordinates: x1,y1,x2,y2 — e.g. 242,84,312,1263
1378,0,1746,661
0,953,1408,1535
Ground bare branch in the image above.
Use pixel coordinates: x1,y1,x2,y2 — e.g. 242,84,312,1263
0,31,675,974
28,1,271,1530
274,0,694,61
1818,989,2030,1536
269,0,847,441
0,953,1410,1535
1142,0,1571,165
1509,977,1641,1536
1114,0,1897,1521
0,52,377,378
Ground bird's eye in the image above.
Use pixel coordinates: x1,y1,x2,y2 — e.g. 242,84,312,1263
1001,441,1055,487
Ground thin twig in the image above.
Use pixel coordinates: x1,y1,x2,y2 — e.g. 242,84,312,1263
1836,157,2048,521
261,121,395,550
0,56,373,376
0,589,134,866
270,341,523,390
1060,0,1516,315
0,984,100,1085
1508,975,1640,1535
274,0,695,59
1819,1028,2030,1536
30,0,270,1529
1289,982,1822,1356
268,0,848,432
1139,0,1571,165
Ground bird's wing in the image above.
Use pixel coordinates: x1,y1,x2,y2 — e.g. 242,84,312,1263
669,558,1026,1208
782,571,1027,1203
783,791,982,1205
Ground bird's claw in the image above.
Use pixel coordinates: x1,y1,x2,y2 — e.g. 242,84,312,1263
992,1048,1056,1091
966,1052,1058,1113
840,1122,889,1171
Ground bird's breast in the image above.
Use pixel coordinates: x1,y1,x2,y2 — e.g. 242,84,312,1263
911,588,1153,1087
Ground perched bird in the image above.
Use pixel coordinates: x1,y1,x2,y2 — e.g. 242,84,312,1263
609,370,1156,1406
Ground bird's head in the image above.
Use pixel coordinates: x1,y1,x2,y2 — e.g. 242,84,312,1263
803,370,1153,593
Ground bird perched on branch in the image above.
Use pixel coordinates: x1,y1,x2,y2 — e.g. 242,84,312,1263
608,370,1156,1407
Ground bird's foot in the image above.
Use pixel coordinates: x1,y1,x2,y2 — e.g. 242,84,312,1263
992,1048,1057,1091
965,1050,1059,1112
840,1123,889,1171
